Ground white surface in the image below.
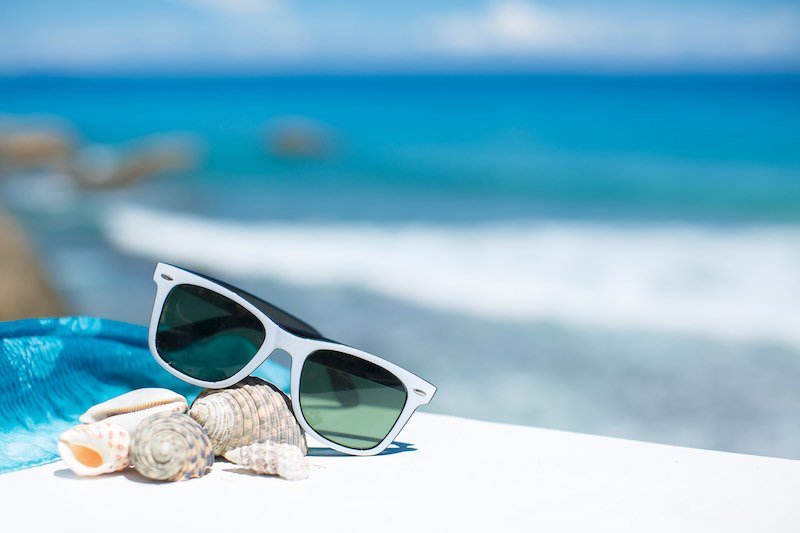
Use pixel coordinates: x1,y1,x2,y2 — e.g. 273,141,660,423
2,413,799,532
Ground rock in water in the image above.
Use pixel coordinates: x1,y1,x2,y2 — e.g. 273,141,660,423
0,209,65,320
0,129,74,172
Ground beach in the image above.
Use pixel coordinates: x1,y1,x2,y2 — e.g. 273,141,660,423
2,0,800,529
1,74,799,459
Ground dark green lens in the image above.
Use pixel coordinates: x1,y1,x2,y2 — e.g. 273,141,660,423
156,284,266,382
299,350,407,450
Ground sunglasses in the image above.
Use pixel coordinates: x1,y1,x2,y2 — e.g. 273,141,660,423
147,262,436,456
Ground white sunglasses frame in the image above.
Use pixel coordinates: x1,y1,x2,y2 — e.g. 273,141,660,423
148,262,437,456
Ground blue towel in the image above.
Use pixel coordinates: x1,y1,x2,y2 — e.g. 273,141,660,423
0,316,289,474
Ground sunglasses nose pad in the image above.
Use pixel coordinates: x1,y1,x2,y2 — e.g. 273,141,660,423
250,348,292,395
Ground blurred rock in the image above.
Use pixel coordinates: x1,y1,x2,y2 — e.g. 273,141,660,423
0,208,66,320
0,115,201,190
264,118,336,159
0,129,75,174
69,134,200,189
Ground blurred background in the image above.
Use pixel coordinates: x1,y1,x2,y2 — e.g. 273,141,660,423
1,0,799,458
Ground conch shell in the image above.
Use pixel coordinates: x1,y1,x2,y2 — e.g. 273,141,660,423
225,442,309,480
130,412,214,482
80,388,188,433
58,421,130,476
189,377,306,456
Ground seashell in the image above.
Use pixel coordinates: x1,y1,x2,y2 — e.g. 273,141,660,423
130,413,214,482
190,377,306,456
80,388,188,434
225,442,309,481
58,421,130,476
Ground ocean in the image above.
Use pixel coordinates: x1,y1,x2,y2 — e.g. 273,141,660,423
1,74,799,458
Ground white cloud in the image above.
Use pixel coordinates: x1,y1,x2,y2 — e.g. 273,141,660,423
432,2,585,54
428,1,800,65
0,0,798,72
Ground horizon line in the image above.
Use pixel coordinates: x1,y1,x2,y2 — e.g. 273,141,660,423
2,68,799,80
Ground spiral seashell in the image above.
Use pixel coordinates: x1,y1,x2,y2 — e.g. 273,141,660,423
130,413,214,482
80,388,188,434
58,421,130,476
190,377,306,456
225,442,309,481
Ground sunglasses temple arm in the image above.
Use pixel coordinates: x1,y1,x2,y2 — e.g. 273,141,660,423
181,266,330,341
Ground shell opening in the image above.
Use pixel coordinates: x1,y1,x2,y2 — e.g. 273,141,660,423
67,443,104,468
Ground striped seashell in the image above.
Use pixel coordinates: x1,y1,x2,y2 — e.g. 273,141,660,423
189,377,306,456
130,413,214,482
80,388,188,434
58,421,130,476
225,441,309,481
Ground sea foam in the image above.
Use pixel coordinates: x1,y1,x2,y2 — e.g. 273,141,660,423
104,205,800,347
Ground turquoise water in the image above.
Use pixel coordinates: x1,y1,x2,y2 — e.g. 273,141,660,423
2,74,799,221
2,74,800,459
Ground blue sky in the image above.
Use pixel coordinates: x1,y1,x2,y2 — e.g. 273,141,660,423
0,0,798,73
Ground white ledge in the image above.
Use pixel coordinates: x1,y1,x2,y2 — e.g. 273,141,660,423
2,413,799,532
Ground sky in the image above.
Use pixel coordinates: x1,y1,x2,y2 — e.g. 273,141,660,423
0,0,798,74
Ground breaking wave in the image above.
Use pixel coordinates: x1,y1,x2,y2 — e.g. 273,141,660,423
104,205,800,347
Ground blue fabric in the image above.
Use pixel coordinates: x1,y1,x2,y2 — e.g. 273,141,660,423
0,316,290,474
